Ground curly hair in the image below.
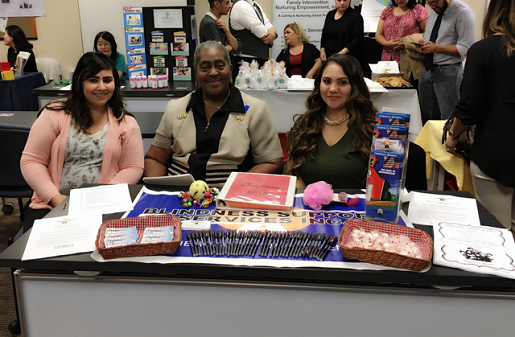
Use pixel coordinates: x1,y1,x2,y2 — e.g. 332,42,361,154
44,52,128,134
283,23,311,49
286,54,376,176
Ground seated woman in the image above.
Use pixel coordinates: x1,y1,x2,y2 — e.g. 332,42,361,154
276,23,321,78
144,41,284,185
3,25,38,73
94,31,128,81
21,52,144,231
287,54,376,189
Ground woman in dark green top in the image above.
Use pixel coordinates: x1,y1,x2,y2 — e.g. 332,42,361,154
287,54,376,189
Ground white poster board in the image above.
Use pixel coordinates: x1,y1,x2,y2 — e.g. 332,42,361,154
271,0,334,59
271,0,368,59
0,0,45,17
361,0,390,33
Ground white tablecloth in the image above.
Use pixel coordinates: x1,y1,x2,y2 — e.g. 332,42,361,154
242,88,422,138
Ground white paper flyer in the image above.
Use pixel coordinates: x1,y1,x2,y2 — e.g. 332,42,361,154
433,222,515,279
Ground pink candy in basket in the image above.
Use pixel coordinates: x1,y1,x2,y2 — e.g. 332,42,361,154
339,219,433,271
348,228,423,258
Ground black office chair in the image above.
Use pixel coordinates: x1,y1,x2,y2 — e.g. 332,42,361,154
404,141,427,191
0,123,33,221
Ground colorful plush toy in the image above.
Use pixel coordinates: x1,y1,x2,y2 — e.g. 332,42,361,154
179,180,219,208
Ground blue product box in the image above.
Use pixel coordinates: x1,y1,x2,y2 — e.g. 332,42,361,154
375,112,411,127
373,125,409,141
366,151,405,222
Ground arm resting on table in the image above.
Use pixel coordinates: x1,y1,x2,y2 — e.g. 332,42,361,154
144,145,173,177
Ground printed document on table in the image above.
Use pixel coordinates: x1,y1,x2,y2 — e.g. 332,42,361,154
22,213,102,260
433,222,515,279
68,184,133,217
407,192,480,227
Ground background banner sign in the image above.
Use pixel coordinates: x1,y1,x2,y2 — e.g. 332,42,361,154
362,0,390,33
271,0,333,59
90,187,417,273
0,0,45,17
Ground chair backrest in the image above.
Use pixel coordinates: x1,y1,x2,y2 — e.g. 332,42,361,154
405,141,427,191
0,123,31,188
36,57,63,83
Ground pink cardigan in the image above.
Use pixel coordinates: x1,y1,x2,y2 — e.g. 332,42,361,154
21,105,144,209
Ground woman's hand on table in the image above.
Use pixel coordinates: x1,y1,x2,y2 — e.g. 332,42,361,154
50,194,68,208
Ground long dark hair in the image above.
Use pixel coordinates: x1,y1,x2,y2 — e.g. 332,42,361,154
483,0,515,56
287,54,376,176
93,31,118,61
46,52,127,134
5,25,33,52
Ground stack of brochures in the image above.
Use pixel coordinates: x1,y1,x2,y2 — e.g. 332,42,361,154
366,111,411,222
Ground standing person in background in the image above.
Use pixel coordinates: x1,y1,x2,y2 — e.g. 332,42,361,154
229,0,277,80
375,0,428,65
416,0,475,124
445,0,515,235
276,23,321,79
4,25,38,73
320,0,364,63
287,54,376,189
199,0,238,53
21,52,144,232
94,31,128,81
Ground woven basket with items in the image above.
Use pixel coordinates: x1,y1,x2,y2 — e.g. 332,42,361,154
339,218,433,271
95,215,182,260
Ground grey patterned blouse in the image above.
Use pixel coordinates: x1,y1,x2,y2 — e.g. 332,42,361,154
59,121,109,195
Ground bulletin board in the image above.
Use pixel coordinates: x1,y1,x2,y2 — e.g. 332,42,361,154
77,0,191,56
142,6,196,82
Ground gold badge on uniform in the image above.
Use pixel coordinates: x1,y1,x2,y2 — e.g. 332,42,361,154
177,113,188,120
236,116,244,125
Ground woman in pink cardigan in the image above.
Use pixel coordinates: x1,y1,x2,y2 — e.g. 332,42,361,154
21,52,144,231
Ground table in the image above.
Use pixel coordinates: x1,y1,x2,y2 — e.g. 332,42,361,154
1,186,514,336
0,73,46,111
241,88,423,136
34,83,423,137
0,110,38,126
415,120,474,195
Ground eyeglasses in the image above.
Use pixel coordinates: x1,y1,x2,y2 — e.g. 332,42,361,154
426,0,439,6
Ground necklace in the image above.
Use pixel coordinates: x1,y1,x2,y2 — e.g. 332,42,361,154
324,113,349,126
203,89,230,110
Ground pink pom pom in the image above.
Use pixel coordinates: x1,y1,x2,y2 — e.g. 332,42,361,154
303,181,334,211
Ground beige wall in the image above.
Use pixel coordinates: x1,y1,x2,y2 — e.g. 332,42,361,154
0,0,487,77
0,0,83,77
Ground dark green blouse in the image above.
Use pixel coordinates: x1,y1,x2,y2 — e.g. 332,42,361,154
296,130,368,189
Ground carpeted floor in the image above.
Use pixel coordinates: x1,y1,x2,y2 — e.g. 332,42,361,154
0,198,26,336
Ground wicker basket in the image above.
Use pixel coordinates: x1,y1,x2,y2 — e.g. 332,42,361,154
95,215,182,260
339,219,432,271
